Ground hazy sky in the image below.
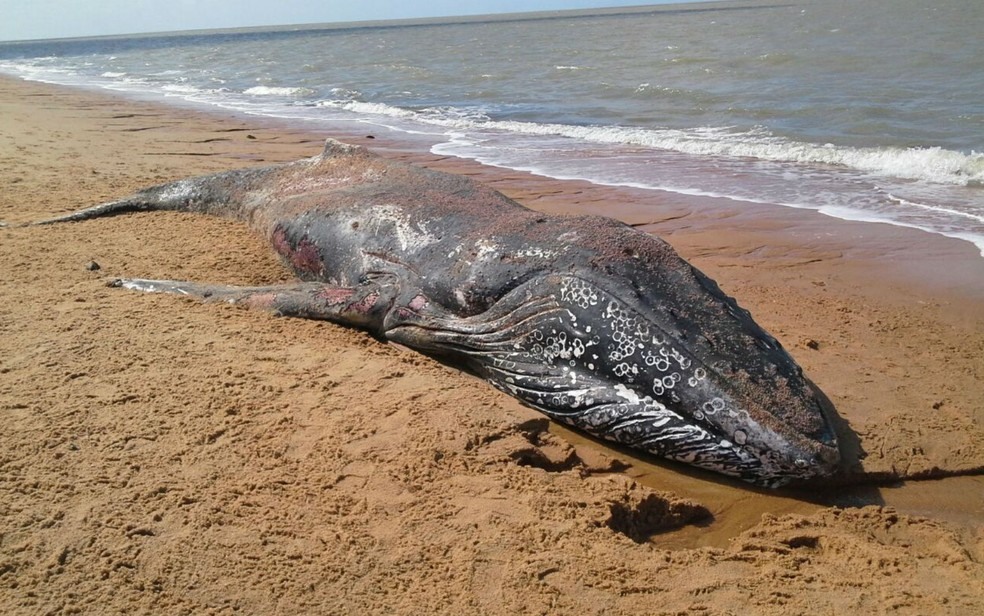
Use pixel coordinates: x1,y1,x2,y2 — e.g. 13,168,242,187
0,1,709,42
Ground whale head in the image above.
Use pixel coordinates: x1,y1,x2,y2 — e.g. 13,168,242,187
389,218,842,488
490,270,841,487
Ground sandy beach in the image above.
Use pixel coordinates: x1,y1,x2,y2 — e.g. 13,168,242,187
1,75,983,614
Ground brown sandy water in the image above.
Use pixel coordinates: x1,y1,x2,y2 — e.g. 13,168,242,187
2,76,983,614
553,422,984,552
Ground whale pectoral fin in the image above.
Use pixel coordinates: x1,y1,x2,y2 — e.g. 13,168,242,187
110,278,397,330
382,276,769,479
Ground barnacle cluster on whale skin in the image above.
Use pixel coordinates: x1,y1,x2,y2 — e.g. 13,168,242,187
458,274,837,485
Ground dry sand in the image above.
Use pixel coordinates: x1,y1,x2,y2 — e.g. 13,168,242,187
1,76,983,614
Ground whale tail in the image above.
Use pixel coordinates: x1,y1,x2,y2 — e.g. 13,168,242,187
14,139,370,228
27,193,180,226
0,199,161,228
23,171,254,227
4,139,374,228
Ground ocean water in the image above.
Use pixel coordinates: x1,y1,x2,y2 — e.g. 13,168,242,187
2,0,983,255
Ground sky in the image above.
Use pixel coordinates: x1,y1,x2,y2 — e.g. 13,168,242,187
0,0,710,42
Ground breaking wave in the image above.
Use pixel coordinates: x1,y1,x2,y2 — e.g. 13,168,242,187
243,86,316,97
313,98,983,188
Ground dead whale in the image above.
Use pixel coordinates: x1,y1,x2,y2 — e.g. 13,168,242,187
29,139,841,487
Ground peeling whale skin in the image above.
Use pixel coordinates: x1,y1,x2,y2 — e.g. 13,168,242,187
32,139,841,487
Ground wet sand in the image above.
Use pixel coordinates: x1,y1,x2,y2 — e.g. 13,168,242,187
2,75,983,614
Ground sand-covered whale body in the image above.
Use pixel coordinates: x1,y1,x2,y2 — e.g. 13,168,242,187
33,139,841,487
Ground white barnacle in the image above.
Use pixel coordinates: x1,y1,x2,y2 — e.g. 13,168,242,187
668,347,691,369
571,338,586,357
560,277,600,309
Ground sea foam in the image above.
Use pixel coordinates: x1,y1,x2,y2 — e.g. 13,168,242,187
243,86,315,97
308,98,983,188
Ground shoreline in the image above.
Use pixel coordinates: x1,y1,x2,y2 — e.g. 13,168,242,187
8,74,983,303
2,75,983,614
